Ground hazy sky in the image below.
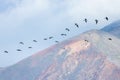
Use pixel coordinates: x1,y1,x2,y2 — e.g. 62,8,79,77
0,0,120,67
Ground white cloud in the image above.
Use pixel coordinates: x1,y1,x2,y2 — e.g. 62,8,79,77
0,0,50,30
64,0,120,20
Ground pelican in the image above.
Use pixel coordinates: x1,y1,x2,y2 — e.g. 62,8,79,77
65,28,70,31
75,23,79,28
55,41,59,43
49,36,53,39
33,40,37,42
95,19,98,24
105,17,109,21
28,47,32,49
61,34,67,36
19,42,24,45
44,38,47,40
84,18,87,23
4,51,8,53
17,49,22,51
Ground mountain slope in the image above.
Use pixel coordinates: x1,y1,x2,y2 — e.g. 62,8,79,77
102,20,120,38
0,30,120,80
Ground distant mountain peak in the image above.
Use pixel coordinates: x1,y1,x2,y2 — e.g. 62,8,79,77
0,29,120,80
102,20,120,38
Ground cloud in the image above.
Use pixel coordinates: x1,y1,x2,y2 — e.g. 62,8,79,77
0,0,50,30
64,0,120,19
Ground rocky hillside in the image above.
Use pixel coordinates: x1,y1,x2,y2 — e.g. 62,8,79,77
0,30,120,80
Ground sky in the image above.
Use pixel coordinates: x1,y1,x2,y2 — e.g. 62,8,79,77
0,0,120,67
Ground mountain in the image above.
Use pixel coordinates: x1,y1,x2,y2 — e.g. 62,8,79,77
0,30,120,80
102,20,120,38
0,67,3,71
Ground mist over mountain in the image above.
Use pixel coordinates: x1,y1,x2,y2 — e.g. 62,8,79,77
0,21,120,80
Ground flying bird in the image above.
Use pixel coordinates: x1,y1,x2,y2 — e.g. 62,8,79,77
55,41,59,43
4,51,8,53
105,17,109,21
84,18,87,23
108,38,112,40
65,28,70,31
49,36,53,39
33,40,37,42
75,23,79,28
85,40,89,42
17,49,22,51
95,19,98,24
44,38,47,40
61,34,67,36
28,47,32,49
19,42,24,45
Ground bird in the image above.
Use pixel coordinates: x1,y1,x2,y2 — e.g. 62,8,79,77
85,40,89,42
95,19,98,24
108,38,112,40
4,51,8,53
19,42,24,45
55,41,59,43
28,47,32,49
49,36,53,39
33,40,37,42
105,17,109,21
65,28,70,31
61,34,67,36
44,38,47,40
84,18,87,23
17,49,22,51
75,23,79,28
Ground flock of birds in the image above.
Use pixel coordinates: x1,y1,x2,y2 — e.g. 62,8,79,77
2,17,109,54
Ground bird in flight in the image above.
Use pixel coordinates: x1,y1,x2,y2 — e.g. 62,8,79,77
84,18,87,23
85,40,89,42
49,36,53,39
55,41,59,43
61,34,67,36
95,19,98,24
33,40,37,42
75,23,79,28
108,38,112,40
44,38,47,40
19,42,24,45
4,51,8,53
105,17,109,21
17,49,22,51
65,28,70,31
28,47,32,49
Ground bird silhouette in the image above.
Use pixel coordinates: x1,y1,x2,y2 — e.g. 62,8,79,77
19,42,24,45
84,18,87,23
55,41,59,43
108,38,112,40
65,28,70,31
44,38,47,40
75,23,79,28
85,40,89,42
105,17,109,21
61,34,67,36
33,40,37,42
17,49,22,51
49,36,53,39
4,51,8,53
95,19,98,24
28,47,32,49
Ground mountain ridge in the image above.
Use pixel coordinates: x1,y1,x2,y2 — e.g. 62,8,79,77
102,20,120,38
0,29,120,80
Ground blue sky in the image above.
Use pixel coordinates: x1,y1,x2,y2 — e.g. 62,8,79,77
0,0,120,67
